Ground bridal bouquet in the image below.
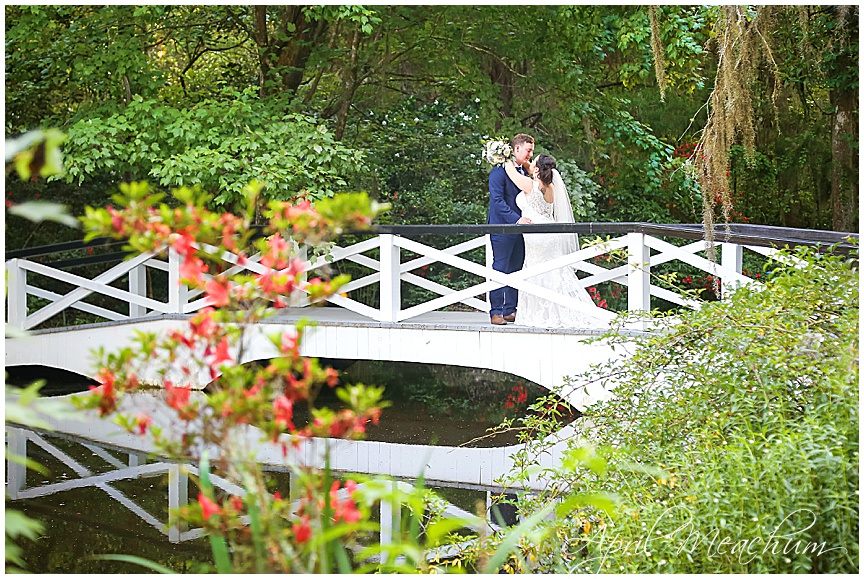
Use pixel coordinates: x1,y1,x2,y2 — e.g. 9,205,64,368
481,139,512,166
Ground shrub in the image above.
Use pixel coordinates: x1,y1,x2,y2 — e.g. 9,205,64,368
477,246,859,573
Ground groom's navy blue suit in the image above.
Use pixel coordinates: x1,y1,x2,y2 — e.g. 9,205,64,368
487,164,526,319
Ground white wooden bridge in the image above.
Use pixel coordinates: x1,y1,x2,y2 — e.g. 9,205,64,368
5,223,857,493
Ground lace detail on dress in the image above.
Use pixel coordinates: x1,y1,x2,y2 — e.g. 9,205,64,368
514,185,605,329
526,186,553,220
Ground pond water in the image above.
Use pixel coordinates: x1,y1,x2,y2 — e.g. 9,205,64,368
6,361,566,573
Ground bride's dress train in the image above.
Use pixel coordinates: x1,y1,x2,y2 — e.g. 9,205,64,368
515,182,605,329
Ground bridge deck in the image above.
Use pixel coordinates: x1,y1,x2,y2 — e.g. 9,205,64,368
25,307,647,338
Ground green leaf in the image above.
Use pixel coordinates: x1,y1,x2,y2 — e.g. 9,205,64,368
555,492,619,518
198,451,233,573
5,509,44,542
425,517,473,547
91,554,177,574
481,501,555,573
8,201,80,228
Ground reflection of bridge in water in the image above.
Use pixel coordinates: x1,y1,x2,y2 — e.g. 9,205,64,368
6,223,856,551
7,390,517,550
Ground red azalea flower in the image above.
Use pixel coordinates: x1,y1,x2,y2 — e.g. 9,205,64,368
190,308,216,337
292,516,311,544
325,367,339,387
179,255,209,284
165,381,191,410
198,493,221,521
212,338,232,365
273,395,295,430
205,279,230,307
171,231,196,256
135,413,152,435
93,367,116,392
106,206,125,232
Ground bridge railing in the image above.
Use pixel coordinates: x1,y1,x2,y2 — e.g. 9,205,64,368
5,223,857,331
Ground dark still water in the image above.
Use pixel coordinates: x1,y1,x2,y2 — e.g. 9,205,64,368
6,361,564,573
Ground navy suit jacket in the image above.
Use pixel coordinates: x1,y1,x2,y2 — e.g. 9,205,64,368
487,165,523,225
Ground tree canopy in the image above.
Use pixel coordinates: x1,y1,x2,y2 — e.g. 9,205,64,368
5,4,858,247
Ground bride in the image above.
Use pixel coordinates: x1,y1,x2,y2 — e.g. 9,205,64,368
504,154,606,328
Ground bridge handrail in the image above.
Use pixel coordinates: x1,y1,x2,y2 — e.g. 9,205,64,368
6,222,857,264
5,222,858,331
4,236,123,260
372,222,858,253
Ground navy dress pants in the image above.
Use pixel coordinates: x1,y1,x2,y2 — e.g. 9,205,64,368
489,233,525,317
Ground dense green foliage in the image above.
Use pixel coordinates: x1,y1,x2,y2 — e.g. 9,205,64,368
486,247,859,573
5,5,858,254
63,93,365,207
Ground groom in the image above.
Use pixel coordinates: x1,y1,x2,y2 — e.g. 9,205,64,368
487,133,534,325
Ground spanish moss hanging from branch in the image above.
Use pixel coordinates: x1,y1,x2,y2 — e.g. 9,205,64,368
685,6,781,269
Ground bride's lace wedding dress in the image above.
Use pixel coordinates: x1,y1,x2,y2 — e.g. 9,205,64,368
514,182,604,329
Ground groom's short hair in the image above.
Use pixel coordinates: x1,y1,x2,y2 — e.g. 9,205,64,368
512,133,534,148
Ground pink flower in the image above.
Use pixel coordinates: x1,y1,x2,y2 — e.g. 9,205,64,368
280,331,299,355
261,234,292,270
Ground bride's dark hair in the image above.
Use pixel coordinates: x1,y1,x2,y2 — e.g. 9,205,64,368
536,154,557,186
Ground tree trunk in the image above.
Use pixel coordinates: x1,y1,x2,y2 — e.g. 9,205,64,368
830,83,858,232
253,6,271,97
276,6,325,94
253,6,324,98
828,8,859,233
487,57,513,131
334,27,362,141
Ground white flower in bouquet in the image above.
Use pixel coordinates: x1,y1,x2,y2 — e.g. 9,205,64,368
481,139,513,166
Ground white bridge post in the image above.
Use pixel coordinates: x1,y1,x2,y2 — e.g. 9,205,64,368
167,463,189,543
129,264,148,318
6,259,27,329
721,242,744,298
627,232,651,316
290,243,308,307
485,234,493,306
379,481,401,564
167,248,189,314
6,427,27,500
378,234,401,323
